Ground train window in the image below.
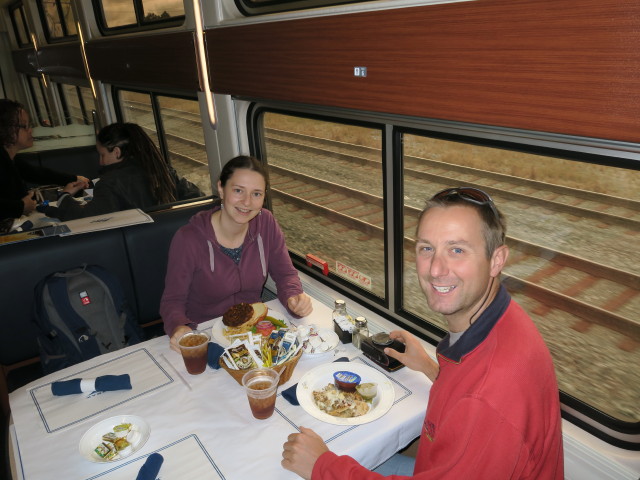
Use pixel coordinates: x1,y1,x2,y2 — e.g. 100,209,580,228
157,96,211,196
95,0,184,31
27,76,52,126
8,2,32,47
118,89,210,196
261,111,385,300
235,0,371,16
78,87,95,124
36,0,78,41
401,131,640,425
59,84,91,124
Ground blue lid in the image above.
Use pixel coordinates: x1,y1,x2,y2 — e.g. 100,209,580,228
333,371,361,384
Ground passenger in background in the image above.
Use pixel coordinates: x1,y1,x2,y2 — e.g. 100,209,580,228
161,155,313,352
53,122,203,220
282,187,564,479
0,99,89,229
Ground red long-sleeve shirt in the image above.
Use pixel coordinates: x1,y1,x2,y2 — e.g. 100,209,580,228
313,286,564,480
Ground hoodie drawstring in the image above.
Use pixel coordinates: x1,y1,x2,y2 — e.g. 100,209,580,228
207,240,215,272
257,233,266,278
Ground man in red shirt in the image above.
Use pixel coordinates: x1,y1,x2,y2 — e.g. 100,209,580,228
282,187,564,479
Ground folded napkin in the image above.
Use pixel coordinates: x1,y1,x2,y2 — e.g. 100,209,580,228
282,357,349,405
51,374,132,396
136,453,164,480
207,342,225,370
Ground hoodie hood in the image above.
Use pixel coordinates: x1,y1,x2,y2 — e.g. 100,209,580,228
188,206,267,276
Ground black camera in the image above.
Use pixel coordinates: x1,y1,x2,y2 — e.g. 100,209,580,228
360,332,405,372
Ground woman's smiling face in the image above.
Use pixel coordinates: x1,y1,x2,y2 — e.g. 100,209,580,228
217,168,266,225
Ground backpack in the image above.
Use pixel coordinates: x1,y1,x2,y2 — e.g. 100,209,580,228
34,264,143,374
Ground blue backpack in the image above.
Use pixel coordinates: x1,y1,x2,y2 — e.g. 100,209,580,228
34,264,143,374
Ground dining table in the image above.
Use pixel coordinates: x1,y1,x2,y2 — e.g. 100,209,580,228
8,297,433,479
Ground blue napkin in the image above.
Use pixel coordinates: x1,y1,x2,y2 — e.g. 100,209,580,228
51,374,132,396
207,342,225,370
136,453,164,480
282,357,349,405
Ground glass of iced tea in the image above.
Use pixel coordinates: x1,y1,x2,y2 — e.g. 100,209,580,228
177,330,210,375
242,368,279,419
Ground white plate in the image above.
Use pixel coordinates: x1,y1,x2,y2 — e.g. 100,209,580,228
300,328,340,355
78,415,150,463
296,362,395,425
211,308,290,347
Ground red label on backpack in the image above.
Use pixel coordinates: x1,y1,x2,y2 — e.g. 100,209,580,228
80,290,91,305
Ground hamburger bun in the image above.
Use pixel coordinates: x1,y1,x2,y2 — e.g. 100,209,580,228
222,302,268,330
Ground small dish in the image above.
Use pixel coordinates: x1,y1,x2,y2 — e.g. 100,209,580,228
78,415,150,463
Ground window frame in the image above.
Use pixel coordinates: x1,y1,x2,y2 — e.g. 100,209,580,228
35,0,79,43
8,1,32,47
91,0,185,35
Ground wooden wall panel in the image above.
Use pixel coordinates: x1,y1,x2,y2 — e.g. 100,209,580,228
85,31,199,92
207,0,640,144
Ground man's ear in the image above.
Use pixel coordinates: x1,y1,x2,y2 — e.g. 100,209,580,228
490,244,509,277
113,146,122,159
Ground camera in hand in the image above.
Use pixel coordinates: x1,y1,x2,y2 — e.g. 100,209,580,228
360,332,405,372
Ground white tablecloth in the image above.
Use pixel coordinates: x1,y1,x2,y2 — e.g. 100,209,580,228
10,298,432,479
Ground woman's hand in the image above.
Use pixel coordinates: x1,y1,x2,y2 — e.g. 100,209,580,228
386,330,439,381
62,180,86,196
169,325,193,353
76,175,91,188
282,426,328,480
22,191,37,214
287,293,313,317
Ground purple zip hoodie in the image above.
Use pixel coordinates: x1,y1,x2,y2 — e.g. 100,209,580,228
160,206,304,336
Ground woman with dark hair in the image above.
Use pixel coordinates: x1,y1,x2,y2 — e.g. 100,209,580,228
160,155,313,352
0,99,88,227
55,122,202,220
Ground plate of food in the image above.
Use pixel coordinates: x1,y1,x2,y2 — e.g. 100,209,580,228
78,415,150,463
297,326,340,355
296,362,395,425
211,302,291,347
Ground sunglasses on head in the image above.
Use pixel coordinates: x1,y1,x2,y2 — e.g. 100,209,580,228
431,187,499,220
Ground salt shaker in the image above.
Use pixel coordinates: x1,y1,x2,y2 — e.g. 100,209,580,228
332,299,354,343
352,316,369,349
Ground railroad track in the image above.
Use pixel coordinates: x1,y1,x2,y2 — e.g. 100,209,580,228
266,128,640,230
265,132,640,345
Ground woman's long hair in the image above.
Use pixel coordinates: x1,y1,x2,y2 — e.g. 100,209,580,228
0,99,24,148
97,123,176,204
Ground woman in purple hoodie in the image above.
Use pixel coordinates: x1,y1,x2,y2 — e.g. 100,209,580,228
160,155,313,351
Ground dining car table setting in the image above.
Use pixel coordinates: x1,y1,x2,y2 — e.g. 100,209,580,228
9,297,432,479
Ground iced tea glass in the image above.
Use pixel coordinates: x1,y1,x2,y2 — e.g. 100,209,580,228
177,330,210,375
242,368,279,419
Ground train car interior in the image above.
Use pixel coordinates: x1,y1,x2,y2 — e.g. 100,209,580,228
0,0,639,478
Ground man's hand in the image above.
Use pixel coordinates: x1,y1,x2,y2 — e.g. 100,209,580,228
282,426,328,480
386,330,439,381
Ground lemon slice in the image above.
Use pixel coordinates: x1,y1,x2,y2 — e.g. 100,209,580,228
356,382,378,401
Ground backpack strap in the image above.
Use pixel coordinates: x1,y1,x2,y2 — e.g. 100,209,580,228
47,273,102,359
